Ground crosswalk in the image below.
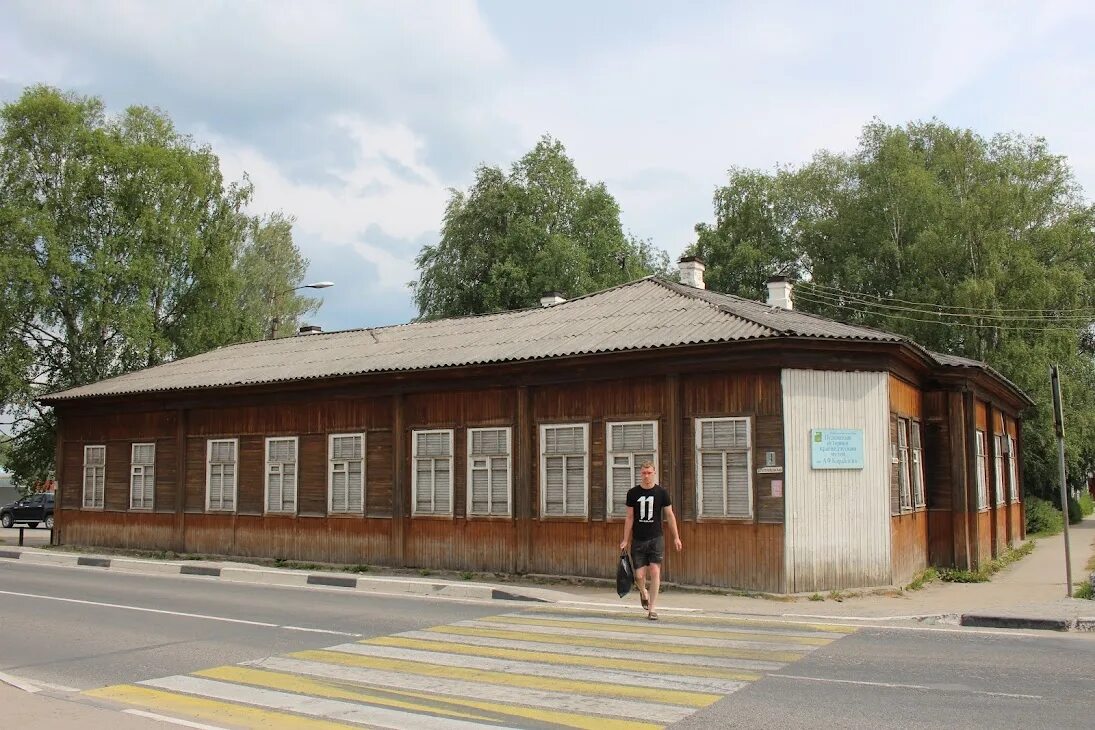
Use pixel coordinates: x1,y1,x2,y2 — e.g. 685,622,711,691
84,607,856,729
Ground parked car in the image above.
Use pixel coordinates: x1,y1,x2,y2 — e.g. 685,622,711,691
0,492,54,529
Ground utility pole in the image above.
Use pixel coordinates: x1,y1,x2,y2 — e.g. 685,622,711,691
1050,364,1072,598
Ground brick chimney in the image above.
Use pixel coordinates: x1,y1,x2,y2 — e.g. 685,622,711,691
678,256,706,289
540,291,566,307
766,276,794,310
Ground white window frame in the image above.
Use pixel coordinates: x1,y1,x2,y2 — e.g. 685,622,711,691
539,423,590,519
910,421,926,508
412,429,454,517
466,427,512,518
82,444,106,509
328,433,366,514
264,436,299,514
897,418,912,511
993,434,1005,506
1007,435,1020,502
206,438,238,512
974,430,987,510
694,417,754,520
130,442,156,510
605,420,659,519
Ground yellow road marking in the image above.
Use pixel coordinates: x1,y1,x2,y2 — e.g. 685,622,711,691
338,679,663,730
535,609,859,634
481,615,834,646
84,684,354,730
194,666,495,722
367,635,763,681
428,625,805,662
290,649,721,707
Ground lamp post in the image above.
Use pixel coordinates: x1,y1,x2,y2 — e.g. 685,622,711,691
268,281,334,339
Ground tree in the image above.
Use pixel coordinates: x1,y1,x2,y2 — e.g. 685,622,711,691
236,213,321,340
0,86,316,487
690,120,1095,497
412,136,670,319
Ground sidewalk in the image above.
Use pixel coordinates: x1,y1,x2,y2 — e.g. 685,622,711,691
3,516,1093,631
0,682,173,729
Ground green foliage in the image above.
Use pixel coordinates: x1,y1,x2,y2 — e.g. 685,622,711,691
691,119,1095,498
1075,580,1093,600
1025,496,1065,535
1067,496,1083,525
905,567,938,591
0,86,316,488
938,541,1035,583
807,593,824,601
412,135,670,319
1078,492,1095,517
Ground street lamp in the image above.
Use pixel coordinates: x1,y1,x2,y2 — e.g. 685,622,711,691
268,281,334,339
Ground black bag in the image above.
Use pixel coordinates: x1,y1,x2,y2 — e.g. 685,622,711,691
616,551,635,597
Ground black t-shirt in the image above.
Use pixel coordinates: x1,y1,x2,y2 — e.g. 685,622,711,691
626,484,671,542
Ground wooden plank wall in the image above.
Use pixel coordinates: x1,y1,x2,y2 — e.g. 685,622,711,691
54,369,783,592
888,377,928,583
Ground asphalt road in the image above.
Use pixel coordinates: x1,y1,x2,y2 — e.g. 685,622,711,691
2,559,1094,729
0,560,503,690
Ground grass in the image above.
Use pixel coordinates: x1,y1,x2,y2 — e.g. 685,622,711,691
1075,581,1094,600
808,593,824,602
905,567,938,591
938,541,1036,583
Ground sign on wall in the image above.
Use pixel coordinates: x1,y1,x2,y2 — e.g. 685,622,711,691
810,428,865,469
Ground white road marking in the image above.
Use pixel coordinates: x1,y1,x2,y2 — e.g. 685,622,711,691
143,675,521,730
0,589,358,635
770,673,1044,699
329,642,746,693
280,626,362,637
248,655,695,722
455,618,818,651
0,671,41,693
123,709,231,730
395,629,788,671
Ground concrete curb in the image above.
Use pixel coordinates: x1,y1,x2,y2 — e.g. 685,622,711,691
0,547,559,603
959,613,1095,632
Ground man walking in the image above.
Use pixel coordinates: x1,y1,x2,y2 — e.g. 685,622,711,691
619,461,682,620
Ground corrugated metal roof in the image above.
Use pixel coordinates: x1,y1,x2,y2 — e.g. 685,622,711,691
37,277,1012,403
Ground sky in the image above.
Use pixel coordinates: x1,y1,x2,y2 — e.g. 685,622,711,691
2,0,1094,333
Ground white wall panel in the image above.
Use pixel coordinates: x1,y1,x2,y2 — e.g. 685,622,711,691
782,370,891,592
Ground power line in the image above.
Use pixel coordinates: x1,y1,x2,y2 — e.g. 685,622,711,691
795,285,1095,324
792,290,1090,334
798,280,1094,316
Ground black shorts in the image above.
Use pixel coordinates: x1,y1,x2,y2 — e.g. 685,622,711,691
631,536,664,568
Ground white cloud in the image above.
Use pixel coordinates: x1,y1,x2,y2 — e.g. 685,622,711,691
213,115,447,267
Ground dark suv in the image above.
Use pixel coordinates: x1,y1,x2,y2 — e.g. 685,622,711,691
0,492,55,529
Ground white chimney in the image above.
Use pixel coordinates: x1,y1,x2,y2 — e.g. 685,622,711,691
766,276,794,310
678,256,706,289
297,325,323,335
540,291,566,307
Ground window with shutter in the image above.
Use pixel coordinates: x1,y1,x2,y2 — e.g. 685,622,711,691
910,421,925,508
468,428,511,517
329,433,365,513
130,443,156,510
897,419,912,511
83,445,106,509
606,421,657,518
265,437,298,513
993,434,1005,505
413,430,454,516
975,430,987,510
206,439,238,512
694,418,752,519
540,424,588,518
1007,436,1020,502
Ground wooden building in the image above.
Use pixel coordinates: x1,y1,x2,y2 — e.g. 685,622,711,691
41,260,1031,593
